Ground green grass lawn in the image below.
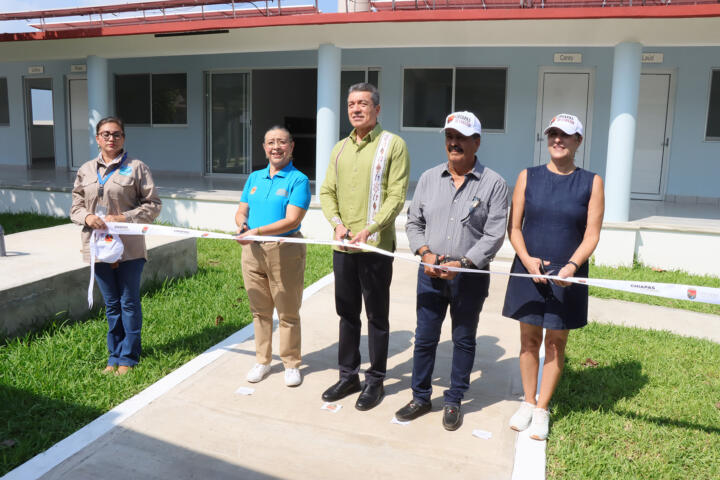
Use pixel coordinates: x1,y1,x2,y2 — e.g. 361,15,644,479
0,212,70,234
548,323,720,479
589,262,720,316
0,239,333,475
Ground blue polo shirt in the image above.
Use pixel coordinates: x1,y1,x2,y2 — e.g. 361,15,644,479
240,162,311,236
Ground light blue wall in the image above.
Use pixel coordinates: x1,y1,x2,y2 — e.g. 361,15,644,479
342,47,614,185
110,51,317,174
658,47,720,198
1,45,718,198
109,46,617,184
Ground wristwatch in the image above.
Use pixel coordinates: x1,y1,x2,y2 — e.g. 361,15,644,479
459,257,474,269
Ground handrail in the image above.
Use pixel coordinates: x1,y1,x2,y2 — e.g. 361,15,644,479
0,1,246,21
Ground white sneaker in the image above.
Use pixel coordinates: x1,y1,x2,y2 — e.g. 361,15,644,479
528,407,550,441
246,363,271,383
284,368,302,387
509,401,535,431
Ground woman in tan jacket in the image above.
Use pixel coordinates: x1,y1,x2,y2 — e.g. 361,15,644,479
70,117,161,375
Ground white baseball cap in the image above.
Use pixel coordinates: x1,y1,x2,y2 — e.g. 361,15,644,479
544,114,584,137
443,111,482,137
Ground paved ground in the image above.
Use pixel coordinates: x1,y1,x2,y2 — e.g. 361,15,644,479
35,259,524,480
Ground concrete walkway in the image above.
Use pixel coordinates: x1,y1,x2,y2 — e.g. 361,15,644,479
15,258,521,480
4,248,719,480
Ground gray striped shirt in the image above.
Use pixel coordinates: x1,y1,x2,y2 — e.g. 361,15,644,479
406,159,508,268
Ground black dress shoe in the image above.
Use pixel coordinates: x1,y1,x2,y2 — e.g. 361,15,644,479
442,404,463,431
395,400,431,421
321,377,361,402
355,383,384,411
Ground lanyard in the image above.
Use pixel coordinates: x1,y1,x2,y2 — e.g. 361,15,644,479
97,153,127,197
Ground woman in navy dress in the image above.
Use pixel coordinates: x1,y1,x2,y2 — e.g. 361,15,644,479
503,114,604,440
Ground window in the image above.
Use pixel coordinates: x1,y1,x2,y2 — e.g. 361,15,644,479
0,78,8,125
706,69,720,140
152,73,187,125
402,67,507,132
340,68,380,138
116,73,187,125
116,74,150,124
30,88,54,126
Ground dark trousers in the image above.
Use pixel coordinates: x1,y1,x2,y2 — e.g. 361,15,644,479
412,266,489,405
333,251,393,385
94,258,146,367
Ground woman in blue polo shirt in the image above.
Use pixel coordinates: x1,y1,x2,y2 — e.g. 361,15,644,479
235,126,311,387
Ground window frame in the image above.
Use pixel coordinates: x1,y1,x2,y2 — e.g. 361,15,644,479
340,67,382,138
0,77,10,126
704,68,720,142
115,72,188,127
400,66,508,134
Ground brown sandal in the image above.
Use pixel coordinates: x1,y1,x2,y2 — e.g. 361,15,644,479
115,365,133,376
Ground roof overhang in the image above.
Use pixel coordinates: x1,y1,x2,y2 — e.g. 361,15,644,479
2,6,720,62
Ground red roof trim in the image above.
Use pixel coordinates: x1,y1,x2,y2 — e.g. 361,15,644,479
2,5,720,42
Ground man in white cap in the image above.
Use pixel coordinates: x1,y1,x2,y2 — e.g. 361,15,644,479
396,111,508,431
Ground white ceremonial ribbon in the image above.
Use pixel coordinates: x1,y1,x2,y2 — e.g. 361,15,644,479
98,222,720,307
88,232,97,308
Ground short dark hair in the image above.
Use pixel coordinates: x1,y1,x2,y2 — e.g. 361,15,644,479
348,82,379,106
264,125,293,143
95,116,125,135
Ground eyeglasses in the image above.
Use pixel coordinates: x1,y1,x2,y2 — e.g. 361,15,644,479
98,131,124,140
264,139,290,147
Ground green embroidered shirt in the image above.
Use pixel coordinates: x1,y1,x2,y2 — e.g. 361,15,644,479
320,123,410,253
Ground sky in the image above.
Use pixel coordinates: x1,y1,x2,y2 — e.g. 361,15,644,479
1,0,339,33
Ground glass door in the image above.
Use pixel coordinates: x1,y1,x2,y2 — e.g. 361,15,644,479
24,77,56,168
206,72,251,174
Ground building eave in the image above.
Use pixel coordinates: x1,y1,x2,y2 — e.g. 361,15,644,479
2,6,720,62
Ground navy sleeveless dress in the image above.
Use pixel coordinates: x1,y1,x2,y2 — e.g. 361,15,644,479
502,165,596,330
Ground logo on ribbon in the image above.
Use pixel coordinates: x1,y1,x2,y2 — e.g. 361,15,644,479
687,288,697,300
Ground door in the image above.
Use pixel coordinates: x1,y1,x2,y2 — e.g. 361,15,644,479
67,77,89,169
251,68,317,176
24,77,56,168
631,73,673,199
534,70,592,169
205,72,251,175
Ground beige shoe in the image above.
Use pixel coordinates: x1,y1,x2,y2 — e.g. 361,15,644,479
101,365,116,375
115,365,133,376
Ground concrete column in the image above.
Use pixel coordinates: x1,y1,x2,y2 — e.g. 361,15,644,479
604,42,642,222
86,55,110,153
315,43,341,198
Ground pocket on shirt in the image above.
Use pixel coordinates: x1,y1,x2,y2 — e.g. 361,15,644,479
80,177,98,188
461,200,489,231
111,175,135,188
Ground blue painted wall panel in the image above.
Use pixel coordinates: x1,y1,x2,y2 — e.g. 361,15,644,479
1,45,718,198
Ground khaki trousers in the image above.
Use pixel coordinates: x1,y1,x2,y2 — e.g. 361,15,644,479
241,236,306,368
